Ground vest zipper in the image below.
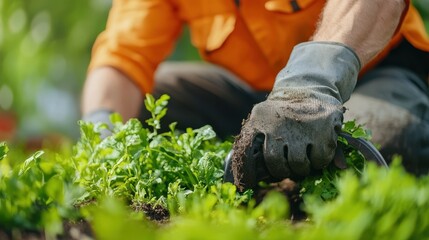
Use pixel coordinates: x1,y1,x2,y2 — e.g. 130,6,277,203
290,0,301,12
234,0,240,7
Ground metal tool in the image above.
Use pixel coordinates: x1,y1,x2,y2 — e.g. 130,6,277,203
339,132,388,167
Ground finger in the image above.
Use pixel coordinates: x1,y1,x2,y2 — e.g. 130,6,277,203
333,145,347,169
308,137,337,169
286,141,311,177
264,134,292,179
309,110,342,169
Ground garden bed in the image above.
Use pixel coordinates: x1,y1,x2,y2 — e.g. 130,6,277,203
1,95,429,240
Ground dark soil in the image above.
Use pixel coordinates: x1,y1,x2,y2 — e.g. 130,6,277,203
60,220,93,240
0,202,169,240
0,180,307,239
0,191,305,239
0,220,93,240
132,203,170,224
129,184,306,223
255,178,307,221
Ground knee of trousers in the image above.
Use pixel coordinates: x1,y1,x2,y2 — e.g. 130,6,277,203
344,67,429,175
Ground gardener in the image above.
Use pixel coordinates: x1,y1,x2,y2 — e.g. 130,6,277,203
81,0,429,187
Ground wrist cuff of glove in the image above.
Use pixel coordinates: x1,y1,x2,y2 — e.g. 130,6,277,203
82,109,114,138
82,109,114,124
273,41,361,103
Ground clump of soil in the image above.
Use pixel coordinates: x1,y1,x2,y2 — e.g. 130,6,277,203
61,220,93,240
0,189,305,240
255,178,307,221
130,183,306,224
132,203,170,224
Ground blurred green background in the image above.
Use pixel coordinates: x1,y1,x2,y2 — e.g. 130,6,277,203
0,0,428,144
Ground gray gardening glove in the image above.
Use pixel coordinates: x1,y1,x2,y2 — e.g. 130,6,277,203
232,42,361,191
82,109,114,139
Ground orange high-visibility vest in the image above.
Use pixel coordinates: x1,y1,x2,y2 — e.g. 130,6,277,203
89,0,429,93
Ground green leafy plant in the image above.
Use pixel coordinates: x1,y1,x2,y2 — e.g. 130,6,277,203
302,159,429,239
74,94,232,210
0,142,8,160
299,120,370,201
0,146,81,236
2,94,429,240
89,159,429,240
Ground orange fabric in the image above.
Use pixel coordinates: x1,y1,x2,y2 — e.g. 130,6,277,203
89,0,429,93
89,0,183,93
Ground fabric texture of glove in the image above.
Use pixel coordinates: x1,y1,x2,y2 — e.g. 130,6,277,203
232,41,361,191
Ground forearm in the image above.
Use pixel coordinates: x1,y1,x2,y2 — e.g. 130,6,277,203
81,67,143,121
313,0,406,66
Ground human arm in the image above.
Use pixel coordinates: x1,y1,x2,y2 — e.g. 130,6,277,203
232,0,407,190
81,67,143,122
81,0,182,126
313,0,406,65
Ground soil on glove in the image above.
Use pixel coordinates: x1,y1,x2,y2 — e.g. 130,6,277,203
231,118,254,191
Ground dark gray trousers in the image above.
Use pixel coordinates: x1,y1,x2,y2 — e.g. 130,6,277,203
140,62,268,139
344,67,429,174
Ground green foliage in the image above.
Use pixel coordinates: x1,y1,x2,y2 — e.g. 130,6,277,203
2,94,429,240
144,94,171,135
89,160,429,240
0,1,199,138
90,198,154,240
342,120,372,140
0,0,111,136
0,148,81,236
90,191,292,240
0,142,8,160
299,120,369,201
74,94,232,209
304,160,429,239
167,182,253,217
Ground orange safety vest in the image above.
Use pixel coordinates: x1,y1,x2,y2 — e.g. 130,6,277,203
89,0,429,93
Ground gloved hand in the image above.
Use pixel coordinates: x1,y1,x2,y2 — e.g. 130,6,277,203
82,109,114,139
231,42,361,191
